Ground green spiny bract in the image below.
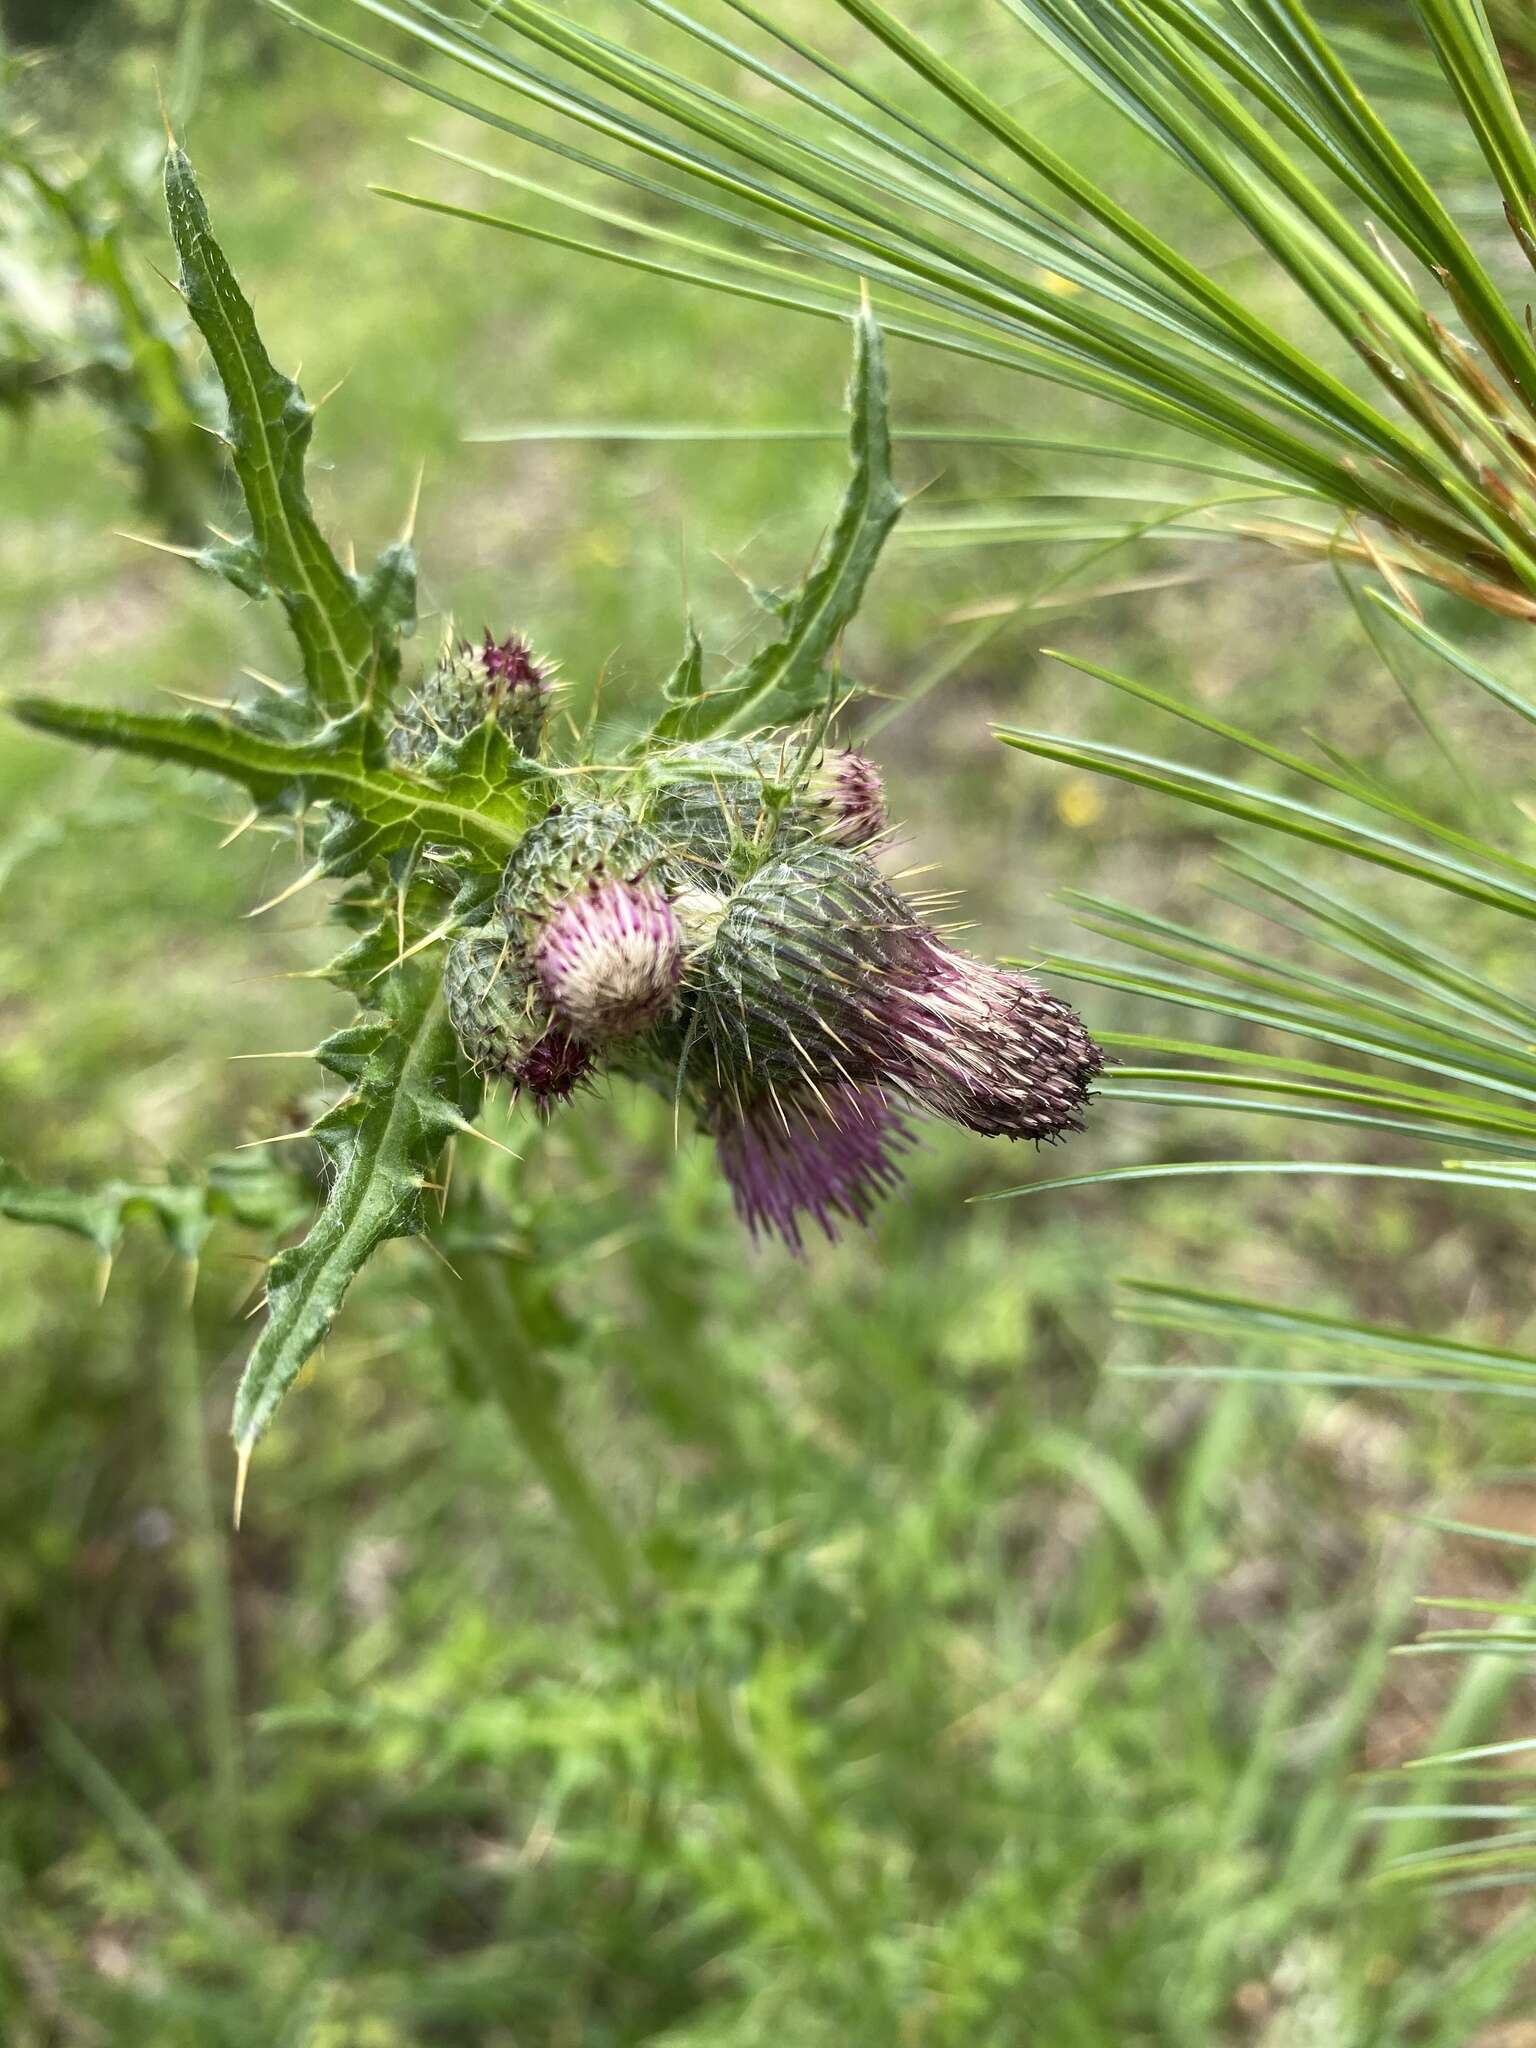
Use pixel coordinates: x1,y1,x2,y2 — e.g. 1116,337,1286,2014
496,801,664,934
644,736,888,886
389,632,555,769
443,920,530,1077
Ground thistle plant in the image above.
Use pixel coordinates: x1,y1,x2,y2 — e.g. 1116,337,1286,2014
273,0,1536,1884
8,143,1100,1494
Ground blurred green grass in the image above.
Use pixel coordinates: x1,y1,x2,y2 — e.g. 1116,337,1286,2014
7,7,1536,2042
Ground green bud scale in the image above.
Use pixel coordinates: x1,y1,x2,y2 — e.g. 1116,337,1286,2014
496,801,662,933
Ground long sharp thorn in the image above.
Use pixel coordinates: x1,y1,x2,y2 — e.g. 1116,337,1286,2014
219,808,260,851
115,529,203,560
452,1117,523,1163
369,917,456,983
402,460,425,543
419,1235,462,1282
232,1442,251,1531
160,687,239,712
240,667,297,697
246,861,327,920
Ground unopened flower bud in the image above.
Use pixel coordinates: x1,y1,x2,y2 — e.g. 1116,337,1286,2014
444,922,595,1111
390,630,555,768
806,747,886,847
533,877,683,1041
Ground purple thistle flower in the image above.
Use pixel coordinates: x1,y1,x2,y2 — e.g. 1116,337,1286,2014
881,933,1105,1140
696,846,1103,1146
511,1027,595,1115
533,877,683,1042
810,747,887,847
713,1081,913,1254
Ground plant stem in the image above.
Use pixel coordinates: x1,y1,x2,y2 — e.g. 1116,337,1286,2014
433,1237,883,1969
161,1263,244,1887
441,1249,639,1616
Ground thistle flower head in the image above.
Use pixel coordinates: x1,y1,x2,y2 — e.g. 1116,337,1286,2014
389,629,555,768
511,1025,595,1115
807,747,886,847
695,845,1103,1143
444,921,597,1112
533,877,683,1041
712,1081,913,1254
497,801,661,933
881,934,1105,1140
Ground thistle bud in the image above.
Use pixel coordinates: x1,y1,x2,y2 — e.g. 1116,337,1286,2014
696,844,1103,1143
390,630,555,768
648,735,888,882
481,632,555,757
443,922,594,1111
497,802,661,932
647,739,769,870
806,747,886,847
533,877,682,1041
444,923,528,1077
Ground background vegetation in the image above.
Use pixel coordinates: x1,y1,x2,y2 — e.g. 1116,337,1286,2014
6,2,1536,2041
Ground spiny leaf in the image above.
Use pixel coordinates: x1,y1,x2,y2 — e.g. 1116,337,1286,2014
8,696,544,871
0,1154,305,1264
652,304,901,741
662,621,704,703
232,952,480,1453
164,145,386,713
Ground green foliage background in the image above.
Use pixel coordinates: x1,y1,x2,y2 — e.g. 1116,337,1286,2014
8,5,1536,2042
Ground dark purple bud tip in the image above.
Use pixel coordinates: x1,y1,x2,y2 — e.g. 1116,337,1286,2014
478,632,548,692
810,747,887,847
512,1027,594,1116
533,877,683,1042
713,1081,913,1254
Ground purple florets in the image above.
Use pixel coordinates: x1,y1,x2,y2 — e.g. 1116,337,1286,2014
713,1082,913,1253
511,1027,595,1114
811,747,887,847
533,877,683,1042
478,632,554,757
879,931,1104,1141
479,631,545,691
